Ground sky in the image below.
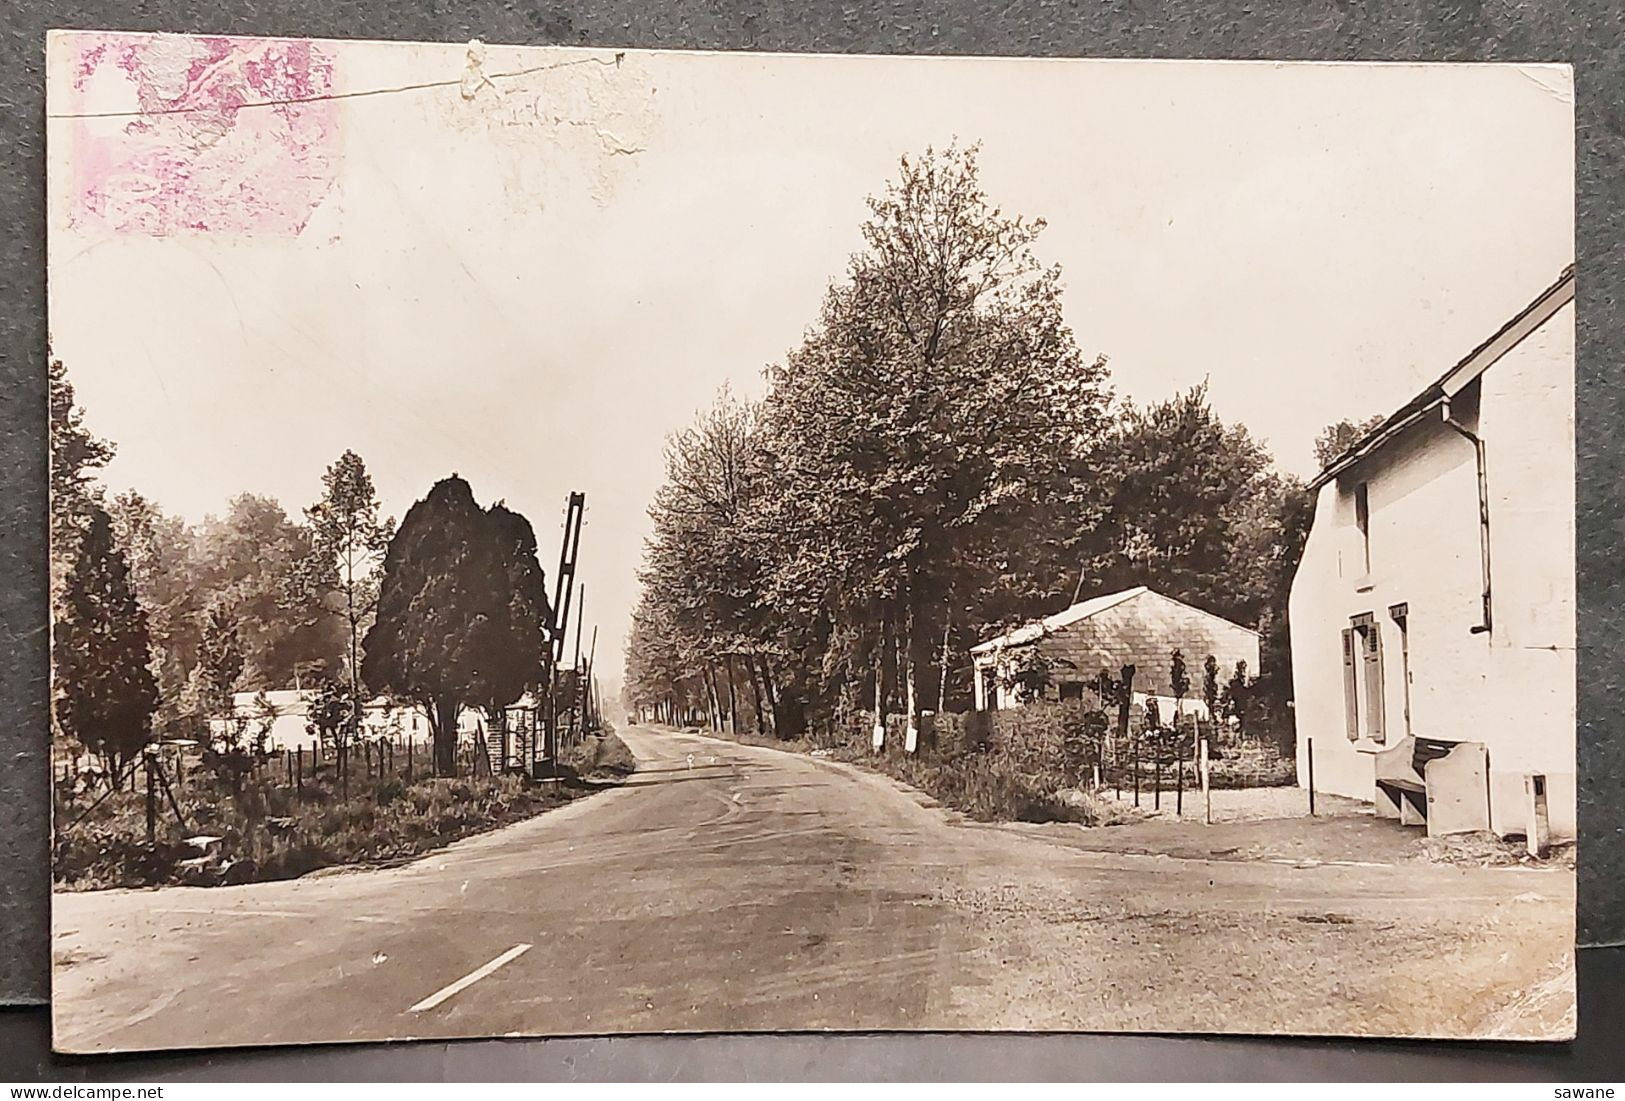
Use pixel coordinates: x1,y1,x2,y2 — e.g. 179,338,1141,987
47,37,1575,697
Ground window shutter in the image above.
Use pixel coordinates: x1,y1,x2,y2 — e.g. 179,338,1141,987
1363,623,1385,744
1341,628,1359,741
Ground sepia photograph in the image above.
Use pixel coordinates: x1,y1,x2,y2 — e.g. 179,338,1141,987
45,32,1576,1052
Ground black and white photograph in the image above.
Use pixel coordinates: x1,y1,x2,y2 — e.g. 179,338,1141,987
44,32,1577,1052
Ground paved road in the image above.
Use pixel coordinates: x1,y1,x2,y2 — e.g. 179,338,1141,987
53,725,1574,1051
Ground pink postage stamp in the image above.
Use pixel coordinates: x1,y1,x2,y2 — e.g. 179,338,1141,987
54,31,339,236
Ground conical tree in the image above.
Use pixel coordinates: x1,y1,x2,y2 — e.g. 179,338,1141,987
53,506,159,781
362,476,499,777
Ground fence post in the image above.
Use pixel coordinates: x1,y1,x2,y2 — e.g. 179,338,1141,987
1307,735,1316,817
407,737,414,783
1200,737,1211,825
1176,742,1184,817
295,746,303,796
145,754,157,845
1132,733,1141,807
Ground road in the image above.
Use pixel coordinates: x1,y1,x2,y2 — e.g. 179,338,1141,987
52,724,1574,1051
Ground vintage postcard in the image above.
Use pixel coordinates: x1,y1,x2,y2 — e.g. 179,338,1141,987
45,32,1576,1051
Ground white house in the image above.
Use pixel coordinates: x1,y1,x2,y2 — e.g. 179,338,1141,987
211,689,489,752
971,585,1260,717
1288,267,1575,839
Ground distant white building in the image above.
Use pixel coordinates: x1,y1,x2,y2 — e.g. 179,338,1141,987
1288,267,1575,839
211,689,487,751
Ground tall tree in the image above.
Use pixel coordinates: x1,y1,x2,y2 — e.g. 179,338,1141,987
53,507,158,779
49,359,116,600
750,143,1110,737
109,490,202,736
293,451,393,743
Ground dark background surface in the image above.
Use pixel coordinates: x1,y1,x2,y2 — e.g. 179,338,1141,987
2,0,1621,1080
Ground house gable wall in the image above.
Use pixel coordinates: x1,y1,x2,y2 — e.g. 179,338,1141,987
1288,299,1575,838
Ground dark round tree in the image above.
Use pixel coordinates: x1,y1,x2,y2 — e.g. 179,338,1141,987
363,477,552,777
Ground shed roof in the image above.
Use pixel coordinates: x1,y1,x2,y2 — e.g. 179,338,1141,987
971,586,1150,654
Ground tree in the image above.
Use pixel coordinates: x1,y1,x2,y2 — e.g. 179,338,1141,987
49,359,116,599
1170,648,1190,724
748,143,1110,738
52,506,158,780
293,451,393,747
1079,383,1272,621
638,387,777,733
194,494,347,691
193,600,245,723
1202,654,1221,728
1313,414,1385,471
1222,659,1258,738
999,648,1056,704
109,490,203,737
305,678,355,759
471,503,553,756
363,475,545,777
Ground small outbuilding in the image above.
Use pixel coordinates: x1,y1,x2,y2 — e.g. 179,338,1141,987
970,586,1260,714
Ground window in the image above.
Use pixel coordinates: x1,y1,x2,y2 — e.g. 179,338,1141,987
1059,681,1085,702
1354,482,1371,574
1344,613,1385,744
1341,627,1359,740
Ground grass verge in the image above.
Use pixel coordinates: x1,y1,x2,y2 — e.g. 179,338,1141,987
55,730,636,891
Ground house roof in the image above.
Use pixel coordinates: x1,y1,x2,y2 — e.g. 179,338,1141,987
970,586,1155,654
1310,264,1576,491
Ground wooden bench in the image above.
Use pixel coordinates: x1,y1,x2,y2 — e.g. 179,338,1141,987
1372,734,1492,835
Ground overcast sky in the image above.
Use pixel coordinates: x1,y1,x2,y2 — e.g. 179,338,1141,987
48,39,1575,694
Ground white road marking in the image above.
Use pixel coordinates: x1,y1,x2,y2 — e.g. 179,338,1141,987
408,943,532,1013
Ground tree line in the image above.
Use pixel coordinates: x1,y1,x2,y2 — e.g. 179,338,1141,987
50,358,555,784
626,144,1377,745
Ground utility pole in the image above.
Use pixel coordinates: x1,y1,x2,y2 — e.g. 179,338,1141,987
583,625,598,734
544,492,586,777
570,585,586,744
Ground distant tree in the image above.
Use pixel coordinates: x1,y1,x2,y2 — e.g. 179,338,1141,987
1080,383,1272,621
1222,659,1257,738
1202,654,1221,727
293,451,393,744
1169,648,1190,724
52,507,158,781
1312,414,1385,471
305,678,355,759
187,494,346,691
48,359,115,598
193,601,245,724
